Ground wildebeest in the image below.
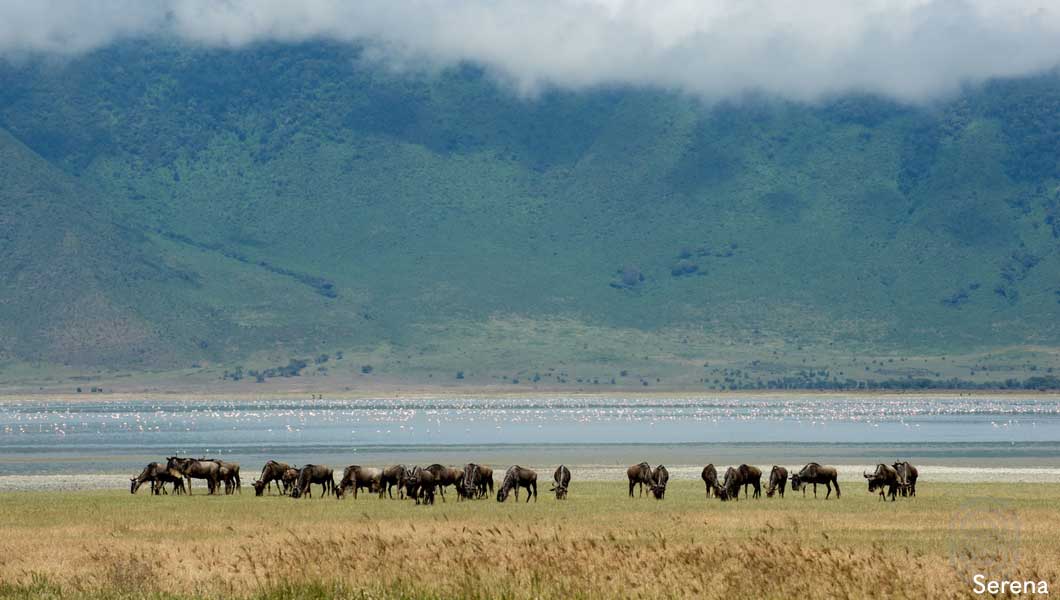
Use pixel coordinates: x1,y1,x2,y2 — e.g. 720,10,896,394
627,462,653,497
337,465,382,499
212,460,241,495
790,462,841,499
459,463,494,499
380,465,408,499
281,468,300,494
864,463,900,501
253,460,291,496
701,464,720,498
166,457,221,495
649,465,669,500
426,464,463,502
719,466,742,501
404,466,436,505
765,466,788,498
130,462,185,495
551,465,571,499
893,461,918,497
290,464,336,499
496,465,537,503
737,464,762,499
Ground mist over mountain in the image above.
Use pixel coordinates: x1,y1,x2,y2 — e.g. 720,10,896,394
1,36,1058,388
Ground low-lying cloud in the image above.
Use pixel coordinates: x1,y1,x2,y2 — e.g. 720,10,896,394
2,0,1060,102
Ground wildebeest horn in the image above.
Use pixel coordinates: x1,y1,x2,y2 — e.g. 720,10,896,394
863,471,870,478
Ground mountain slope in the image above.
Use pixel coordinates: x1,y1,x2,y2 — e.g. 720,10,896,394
0,42,1058,384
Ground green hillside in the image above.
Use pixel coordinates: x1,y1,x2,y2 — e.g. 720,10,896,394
1,42,1058,389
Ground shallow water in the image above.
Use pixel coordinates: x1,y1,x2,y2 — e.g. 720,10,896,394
0,393,1058,488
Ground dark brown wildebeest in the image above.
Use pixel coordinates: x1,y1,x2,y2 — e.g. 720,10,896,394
167,457,221,495
130,462,185,495
650,465,669,500
893,461,918,497
765,466,788,498
253,460,291,496
460,463,494,499
737,464,762,499
290,464,336,499
404,466,436,505
627,462,653,497
426,464,463,502
790,462,841,499
380,465,408,499
212,460,241,495
281,468,300,494
459,463,480,500
475,465,494,498
551,465,571,499
719,466,742,501
864,463,900,501
701,464,720,498
496,465,537,503
337,466,381,499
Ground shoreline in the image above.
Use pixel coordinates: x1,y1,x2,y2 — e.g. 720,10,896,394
1,384,1057,404
5,464,1060,491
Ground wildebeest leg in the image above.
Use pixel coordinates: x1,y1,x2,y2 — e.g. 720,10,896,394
629,480,635,498
532,481,537,502
753,481,761,499
813,483,818,498
825,481,832,499
834,478,841,499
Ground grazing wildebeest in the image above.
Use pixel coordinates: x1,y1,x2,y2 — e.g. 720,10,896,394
701,464,720,498
337,465,382,499
281,468,300,494
404,466,436,505
380,465,408,499
649,465,669,500
496,466,537,503
893,461,919,497
627,462,653,497
864,463,900,501
212,460,241,495
167,457,221,495
253,460,291,496
719,467,742,501
460,463,494,499
426,464,463,502
130,462,185,495
790,462,841,499
290,464,336,499
475,465,494,498
737,464,762,499
765,466,788,498
551,465,571,499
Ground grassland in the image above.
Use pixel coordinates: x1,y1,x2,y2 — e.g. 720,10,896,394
0,482,1056,599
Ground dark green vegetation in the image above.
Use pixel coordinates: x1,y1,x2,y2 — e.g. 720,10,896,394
1,42,1059,387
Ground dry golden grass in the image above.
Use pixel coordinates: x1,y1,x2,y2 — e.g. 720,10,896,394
0,482,1057,599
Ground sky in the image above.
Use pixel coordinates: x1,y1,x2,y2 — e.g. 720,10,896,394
1,0,1059,102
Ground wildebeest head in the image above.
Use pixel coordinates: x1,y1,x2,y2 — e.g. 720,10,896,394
129,477,139,494
253,480,267,496
496,486,510,502
650,484,666,499
864,471,882,492
550,483,568,500
789,474,803,491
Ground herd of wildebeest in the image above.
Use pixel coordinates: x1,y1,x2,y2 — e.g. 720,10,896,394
130,457,919,503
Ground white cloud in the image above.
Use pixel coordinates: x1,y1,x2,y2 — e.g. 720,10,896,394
1,0,1059,102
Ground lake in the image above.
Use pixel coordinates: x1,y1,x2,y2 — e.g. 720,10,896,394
1,393,1059,489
